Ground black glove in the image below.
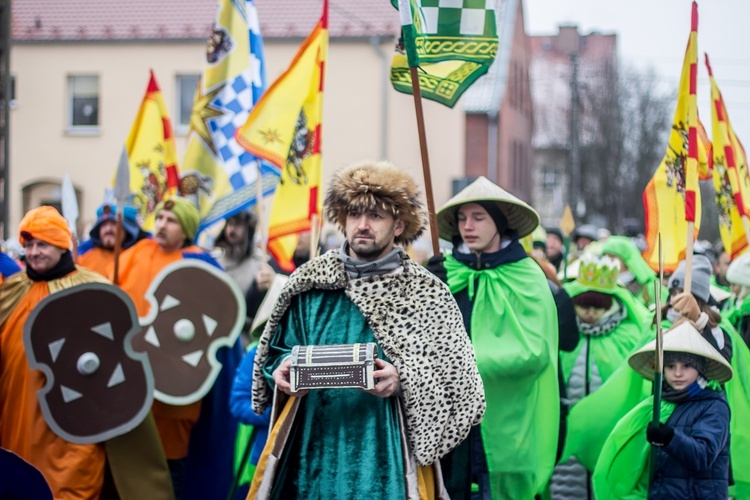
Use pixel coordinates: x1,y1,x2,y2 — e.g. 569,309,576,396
425,254,447,284
647,422,674,447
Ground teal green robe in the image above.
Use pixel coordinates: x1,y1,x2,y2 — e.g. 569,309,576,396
263,289,405,499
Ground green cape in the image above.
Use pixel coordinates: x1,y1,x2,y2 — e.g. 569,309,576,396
592,396,676,499
562,282,651,383
565,316,750,499
445,254,559,499
600,236,665,308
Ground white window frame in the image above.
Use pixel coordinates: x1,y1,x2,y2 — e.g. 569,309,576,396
67,74,100,135
175,73,200,135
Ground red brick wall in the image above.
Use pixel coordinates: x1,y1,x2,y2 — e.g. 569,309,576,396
465,113,488,179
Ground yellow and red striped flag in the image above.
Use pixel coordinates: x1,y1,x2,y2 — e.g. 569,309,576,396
707,54,750,260
121,70,180,230
236,0,328,272
642,2,711,273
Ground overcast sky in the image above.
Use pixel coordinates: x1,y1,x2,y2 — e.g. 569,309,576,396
525,0,750,146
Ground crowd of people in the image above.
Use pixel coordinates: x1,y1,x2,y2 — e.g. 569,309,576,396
1,160,749,499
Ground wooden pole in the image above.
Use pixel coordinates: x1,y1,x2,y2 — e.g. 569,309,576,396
255,168,268,263
649,234,665,483
71,235,79,264
112,214,123,285
683,221,695,294
310,213,321,260
409,66,440,256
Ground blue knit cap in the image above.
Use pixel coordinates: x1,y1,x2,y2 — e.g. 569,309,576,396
89,203,142,249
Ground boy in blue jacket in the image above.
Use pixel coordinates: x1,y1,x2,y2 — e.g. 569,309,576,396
644,324,732,499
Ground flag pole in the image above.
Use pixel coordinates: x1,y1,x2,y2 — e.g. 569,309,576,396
649,233,665,484
409,67,440,255
61,173,80,264
113,147,131,286
398,0,440,256
255,166,268,263
560,204,576,280
310,213,321,260
113,216,123,285
683,223,694,294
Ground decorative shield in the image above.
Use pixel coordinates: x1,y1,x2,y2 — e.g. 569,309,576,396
131,259,245,406
23,283,154,444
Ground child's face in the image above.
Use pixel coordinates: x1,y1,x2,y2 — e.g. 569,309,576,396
664,361,700,390
575,305,607,324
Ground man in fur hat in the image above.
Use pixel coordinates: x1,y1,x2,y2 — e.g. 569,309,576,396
429,176,559,499
77,203,150,277
249,160,485,498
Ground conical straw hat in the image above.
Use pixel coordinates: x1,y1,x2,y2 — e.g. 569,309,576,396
628,321,733,383
436,176,540,240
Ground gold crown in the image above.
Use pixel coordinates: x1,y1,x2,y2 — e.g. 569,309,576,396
576,255,619,290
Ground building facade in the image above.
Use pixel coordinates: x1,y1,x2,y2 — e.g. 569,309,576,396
529,25,617,227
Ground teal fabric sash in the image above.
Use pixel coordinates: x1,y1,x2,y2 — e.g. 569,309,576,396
263,289,405,499
444,254,559,499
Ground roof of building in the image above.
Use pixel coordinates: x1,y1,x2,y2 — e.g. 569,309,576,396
12,0,398,42
530,28,617,148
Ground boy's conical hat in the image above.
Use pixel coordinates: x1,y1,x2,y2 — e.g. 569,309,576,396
628,321,733,383
436,176,539,240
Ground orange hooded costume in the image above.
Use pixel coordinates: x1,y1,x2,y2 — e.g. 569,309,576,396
0,207,108,497
0,207,172,499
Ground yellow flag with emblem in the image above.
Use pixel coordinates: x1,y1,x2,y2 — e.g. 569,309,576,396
236,1,328,272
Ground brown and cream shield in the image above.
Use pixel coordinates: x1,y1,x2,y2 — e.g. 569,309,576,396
23,283,154,445
132,259,245,406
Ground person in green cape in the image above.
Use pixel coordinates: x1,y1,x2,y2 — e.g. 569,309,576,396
428,176,559,499
565,254,750,497
601,235,665,309
550,254,650,498
726,250,750,347
593,320,733,499
249,161,486,499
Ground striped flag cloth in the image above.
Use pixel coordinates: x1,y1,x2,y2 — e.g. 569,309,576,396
642,1,711,273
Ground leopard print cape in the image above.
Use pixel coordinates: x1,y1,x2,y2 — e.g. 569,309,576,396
252,249,486,466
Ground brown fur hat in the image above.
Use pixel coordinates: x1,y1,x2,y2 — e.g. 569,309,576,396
324,160,428,245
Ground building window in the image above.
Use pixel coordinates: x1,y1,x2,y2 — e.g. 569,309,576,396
542,166,558,192
22,180,83,235
176,74,200,133
9,75,16,109
68,75,99,129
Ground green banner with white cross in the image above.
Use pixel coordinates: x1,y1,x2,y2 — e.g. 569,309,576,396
390,0,499,108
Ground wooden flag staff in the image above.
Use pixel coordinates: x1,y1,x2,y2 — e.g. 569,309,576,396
409,66,440,256
112,148,131,286
255,167,268,263
649,233,665,484
396,0,439,256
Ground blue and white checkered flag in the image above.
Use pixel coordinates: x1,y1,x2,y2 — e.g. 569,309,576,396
184,0,279,234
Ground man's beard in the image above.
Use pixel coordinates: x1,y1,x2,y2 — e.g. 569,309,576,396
100,233,117,250
348,234,387,260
